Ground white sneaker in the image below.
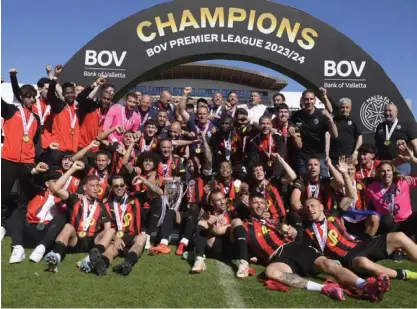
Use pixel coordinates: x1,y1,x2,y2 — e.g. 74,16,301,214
29,245,46,263
9,245,25,264
191,256,206,273
45,251,61,273
145,234,151,250
1,226,6,241
236,259,249,279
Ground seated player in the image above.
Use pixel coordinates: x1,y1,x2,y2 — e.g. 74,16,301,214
157,138,185,179
8,163,67,263
89,175,146,276
44,161,115,273
365,141,417,236
355,144,381,180
122,147,164,249
71,141,113,201
247,159,297,222
232,193,390,303
305,179,417,281
190,190,249,278
204,161,242,206
136,119,159,152
291,156,338,215
175,133,213,256
330,157,380,237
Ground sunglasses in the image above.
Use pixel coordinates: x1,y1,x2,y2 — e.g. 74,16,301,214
113,183,126,189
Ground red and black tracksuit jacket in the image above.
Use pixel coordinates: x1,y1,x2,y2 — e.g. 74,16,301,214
305,216,361,259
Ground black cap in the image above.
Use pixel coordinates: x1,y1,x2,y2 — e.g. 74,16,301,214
358,143,376,154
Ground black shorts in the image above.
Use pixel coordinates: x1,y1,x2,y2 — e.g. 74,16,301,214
206,235,236,260
344,220,366,237
270,242,323,276
341,234,389,269
68,236,96,253
117,234,137,256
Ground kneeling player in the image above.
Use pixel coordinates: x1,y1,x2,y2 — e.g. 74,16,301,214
234,193,390,303
306,197,417,281
44,161,115,272
90,175,146,276
191,190,249,278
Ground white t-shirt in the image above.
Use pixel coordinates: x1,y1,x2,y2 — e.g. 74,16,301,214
237,103,267,124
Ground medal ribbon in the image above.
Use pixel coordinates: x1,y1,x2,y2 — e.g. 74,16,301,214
360,160,374,179
139,111,149,127
67,105,77,130
224,133,232,161
18,106,35,137
163,156,174,177
312,218,328,252
82,197,97,232
114,194,128,232
385,118,398,143
196,122,209,136
381,184,396,216
36,100,50,126
141,137,154,152
308,180,320,198
37,191,56,223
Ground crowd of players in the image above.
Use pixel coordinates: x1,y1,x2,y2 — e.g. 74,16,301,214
2,65,417,302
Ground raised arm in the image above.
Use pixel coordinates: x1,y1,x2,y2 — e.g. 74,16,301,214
288,125,302,150
290,180,303,211
9,69,22,102
319,88,333,114
328,157,344,188
337,162,355,211
178,87,191,123
277,153,297,182
71,140,100,162
322,109,338,138
202,133,212,172
51,161,85,200
132,174,163,196
122,141,137,175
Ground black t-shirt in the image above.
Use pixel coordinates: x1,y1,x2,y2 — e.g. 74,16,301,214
329,116,361,159
374,120,417,160
290,108,329,157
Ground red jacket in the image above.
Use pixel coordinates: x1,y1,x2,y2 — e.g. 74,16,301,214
1,99,41,163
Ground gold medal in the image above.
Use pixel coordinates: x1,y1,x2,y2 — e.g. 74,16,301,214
78,231,87,238
152,143,156,149
384,140,391,146
267,200,272,208
117,231,124,237
98,187,104,195
231,147,237,153
233,136,238,142
357,183,363,190
195,148,201,154
70,128,75,135
268,160,273,167
23,135,30,142
171,163,176,170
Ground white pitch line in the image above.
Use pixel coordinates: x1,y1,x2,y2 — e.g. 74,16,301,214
215,260,247,308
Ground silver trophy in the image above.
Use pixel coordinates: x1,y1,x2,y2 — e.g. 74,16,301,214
158,179,187,226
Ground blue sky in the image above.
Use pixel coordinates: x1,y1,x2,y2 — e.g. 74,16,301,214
2,0,417,115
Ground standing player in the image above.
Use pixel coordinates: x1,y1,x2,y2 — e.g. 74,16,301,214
1,71,41,239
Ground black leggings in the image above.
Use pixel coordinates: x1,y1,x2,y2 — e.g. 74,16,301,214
159,204,199,241
1,159,34,226
140,196,164,235
7,207,67,249
378,213,417,237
